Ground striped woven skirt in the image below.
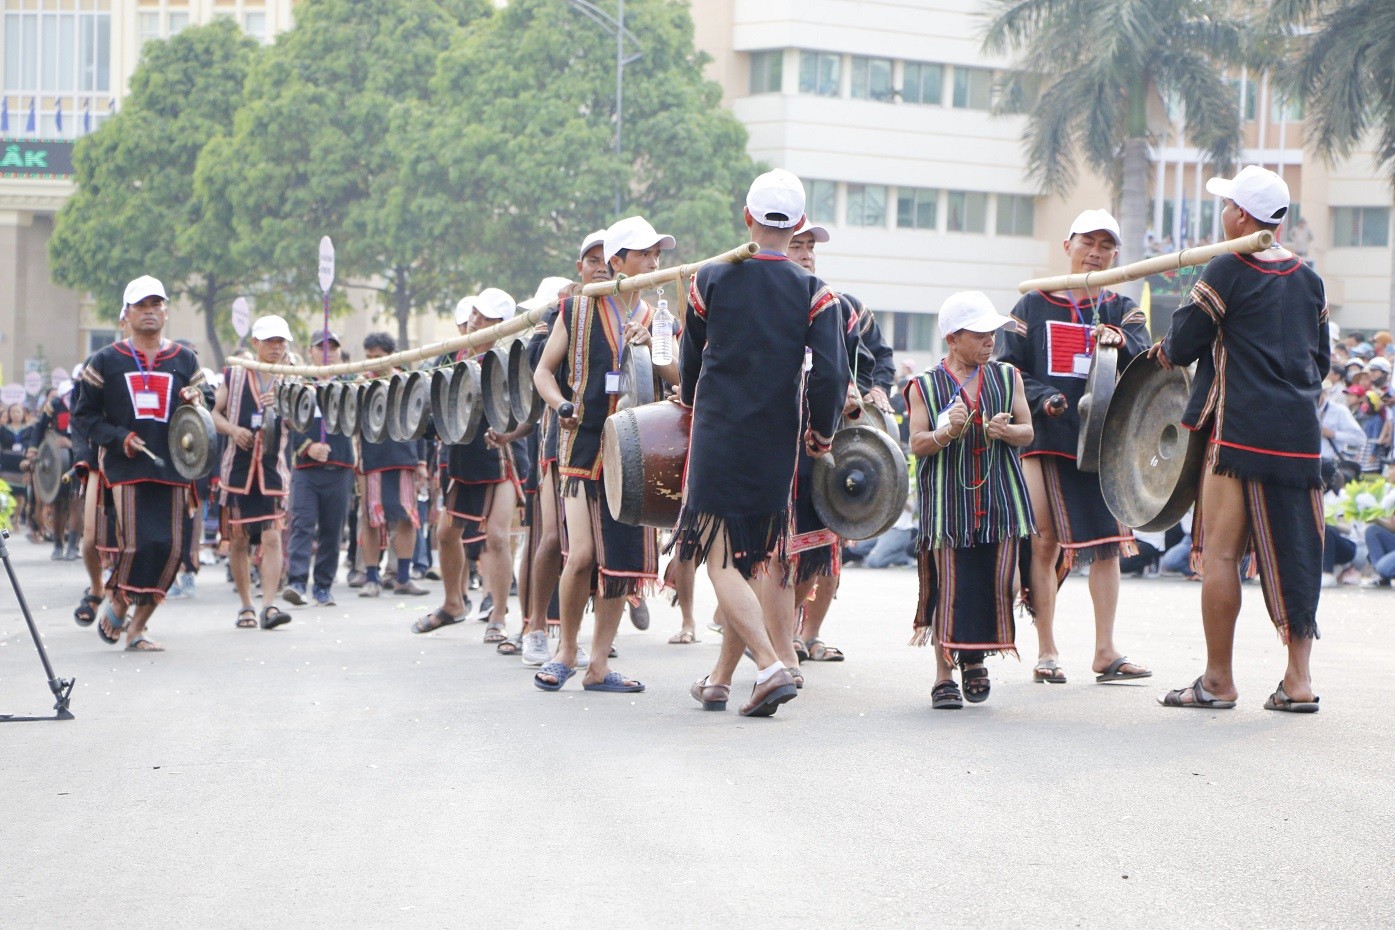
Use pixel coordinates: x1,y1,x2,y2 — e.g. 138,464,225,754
912,539,1019,667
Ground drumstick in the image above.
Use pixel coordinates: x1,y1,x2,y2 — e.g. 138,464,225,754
136,444,167,468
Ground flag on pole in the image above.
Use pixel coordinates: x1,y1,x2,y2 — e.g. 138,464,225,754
82,100,91,134
55,99,63,133
1,98,8,133
24,98,36,134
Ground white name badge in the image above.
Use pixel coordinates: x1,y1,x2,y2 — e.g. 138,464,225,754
135,391,161,413
250,412,263,429
605,371,621,394
935,409,952,431
1073,353,1093,376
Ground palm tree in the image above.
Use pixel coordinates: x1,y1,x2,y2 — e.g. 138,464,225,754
1269,0,1395,332
983,0,1247,278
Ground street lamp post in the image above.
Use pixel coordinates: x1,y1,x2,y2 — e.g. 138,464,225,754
567,0,642,215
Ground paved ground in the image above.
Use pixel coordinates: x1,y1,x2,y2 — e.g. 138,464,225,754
2,535,1393,928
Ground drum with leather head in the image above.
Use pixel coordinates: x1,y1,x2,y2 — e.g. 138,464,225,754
1100,354,1207,532
602,399,691,528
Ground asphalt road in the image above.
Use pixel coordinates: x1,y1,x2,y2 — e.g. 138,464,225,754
2,536,1392,928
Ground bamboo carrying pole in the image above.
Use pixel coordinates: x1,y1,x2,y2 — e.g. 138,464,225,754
1017,230,1275,294
229,241,762,378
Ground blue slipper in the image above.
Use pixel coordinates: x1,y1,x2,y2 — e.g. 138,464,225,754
534,661,575,692
582,671,645,693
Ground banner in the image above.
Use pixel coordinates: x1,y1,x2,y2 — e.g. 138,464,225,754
0,138,76,179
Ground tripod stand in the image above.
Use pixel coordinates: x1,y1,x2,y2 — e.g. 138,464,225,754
0,530,75,721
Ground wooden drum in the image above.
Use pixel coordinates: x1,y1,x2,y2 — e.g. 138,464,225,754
602,399,691,528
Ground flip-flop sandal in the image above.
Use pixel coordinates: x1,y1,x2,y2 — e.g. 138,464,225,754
483,624,508,644
668,630,699,644
496,634,523,655
582,671,645,693
125,636,165,653
1263,682,1320,713
534,661,575,692
962,666,991,704
805,638,844,662
96,599,127,644
235,608,258,629
1033,659,1067,684
793,638,810,663
74,591,102,627
932,679,963,710
260,606,292,630
1158,676,1237,709
411,608,466,634
1096,656,1153,683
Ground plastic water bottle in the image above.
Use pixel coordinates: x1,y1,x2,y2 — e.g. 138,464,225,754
651,299,674,365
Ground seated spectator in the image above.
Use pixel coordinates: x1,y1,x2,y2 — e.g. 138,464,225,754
1362,461,1395,587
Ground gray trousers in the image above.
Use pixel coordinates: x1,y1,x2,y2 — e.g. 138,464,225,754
286,465,353,590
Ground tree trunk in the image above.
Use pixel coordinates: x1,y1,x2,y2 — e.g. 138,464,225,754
201,278,226,367
1116,136,1151,303
394,266,412,349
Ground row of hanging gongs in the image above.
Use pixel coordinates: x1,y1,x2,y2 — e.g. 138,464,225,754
267,341,544,446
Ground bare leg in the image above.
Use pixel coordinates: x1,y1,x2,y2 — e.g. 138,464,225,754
435,509,468,616
1022,457,1063,664
797,572,839,644
259,525,283,611
1192,469,1246,703
230,535,255,610
704,528,780,674
124,602,159,646
757,566,801,668
708,613,748,687
481,482,517,630
360,518,383,580
582,595,628,686
526,469,562,635
1283,636,1317,702
552,490,597,671
81,475,103,593
671,557,697,639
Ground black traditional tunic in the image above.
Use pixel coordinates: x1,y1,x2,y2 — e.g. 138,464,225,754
72,340,203,604
840,293,895,395
670,250,847,578
441,349,519,546
999,289,1145,570
906,362,1035,664
219,365,288,532
1162,251,1328,641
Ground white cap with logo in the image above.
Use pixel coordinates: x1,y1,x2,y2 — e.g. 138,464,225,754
1206,165,1290,224
579,229,607,260
603,216,676,263
1067,209,1121,245
121,275,167,312
251,314,293,342
791,216,830,243
938,291,1014,338
746,169,806,229
475,287,516,321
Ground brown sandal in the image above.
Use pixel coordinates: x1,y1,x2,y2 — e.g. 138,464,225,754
805,638,844,662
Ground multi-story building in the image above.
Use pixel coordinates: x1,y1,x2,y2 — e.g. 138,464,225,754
691,0,1394,354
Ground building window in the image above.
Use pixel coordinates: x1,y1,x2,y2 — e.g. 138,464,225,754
888,312,940,353
996,194,1036,237
846,184,888,227
138,12,161,46
1270,94,1303,123
897,187,938,229
952,66,992,110
1332,207,1391,248
748,50,783,95
244,12,267,43
1227,78,1257,122
806,179,837,224
87,329,118,356
799,51,841,97
901,61,943,105
850,56,892,102
169,12,191,36
947,190,988,233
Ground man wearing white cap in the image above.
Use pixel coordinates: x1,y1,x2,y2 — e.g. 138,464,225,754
1152,164,1328,713
530,215,678,694
72,275,206,651
999,208,1153,687
415,288,521,642
213,314,295,631
905,292,1035,707
671,169,848,717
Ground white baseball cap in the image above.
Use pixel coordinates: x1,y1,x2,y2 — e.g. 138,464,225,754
1206,165,1291,224
475,287,516,321
251,314,293,342
603,216,676,263
454,296,478,326
938,291,1014,338
579,229,607,260
57,379,74,396
1067,209,1121,246
122,275,167,309
1367,357,1392,374
520,276,573,313
790,216,830,243
746,169,806,229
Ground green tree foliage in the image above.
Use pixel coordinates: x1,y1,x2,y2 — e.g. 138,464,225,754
411,0,759,301
199,0,493,348
983,0,1247,271
48,20,260,364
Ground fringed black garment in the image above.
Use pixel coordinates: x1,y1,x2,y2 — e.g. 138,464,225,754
906,362,1035,662
1163,251,1329,641
668,250,847,579
219,365,289,540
